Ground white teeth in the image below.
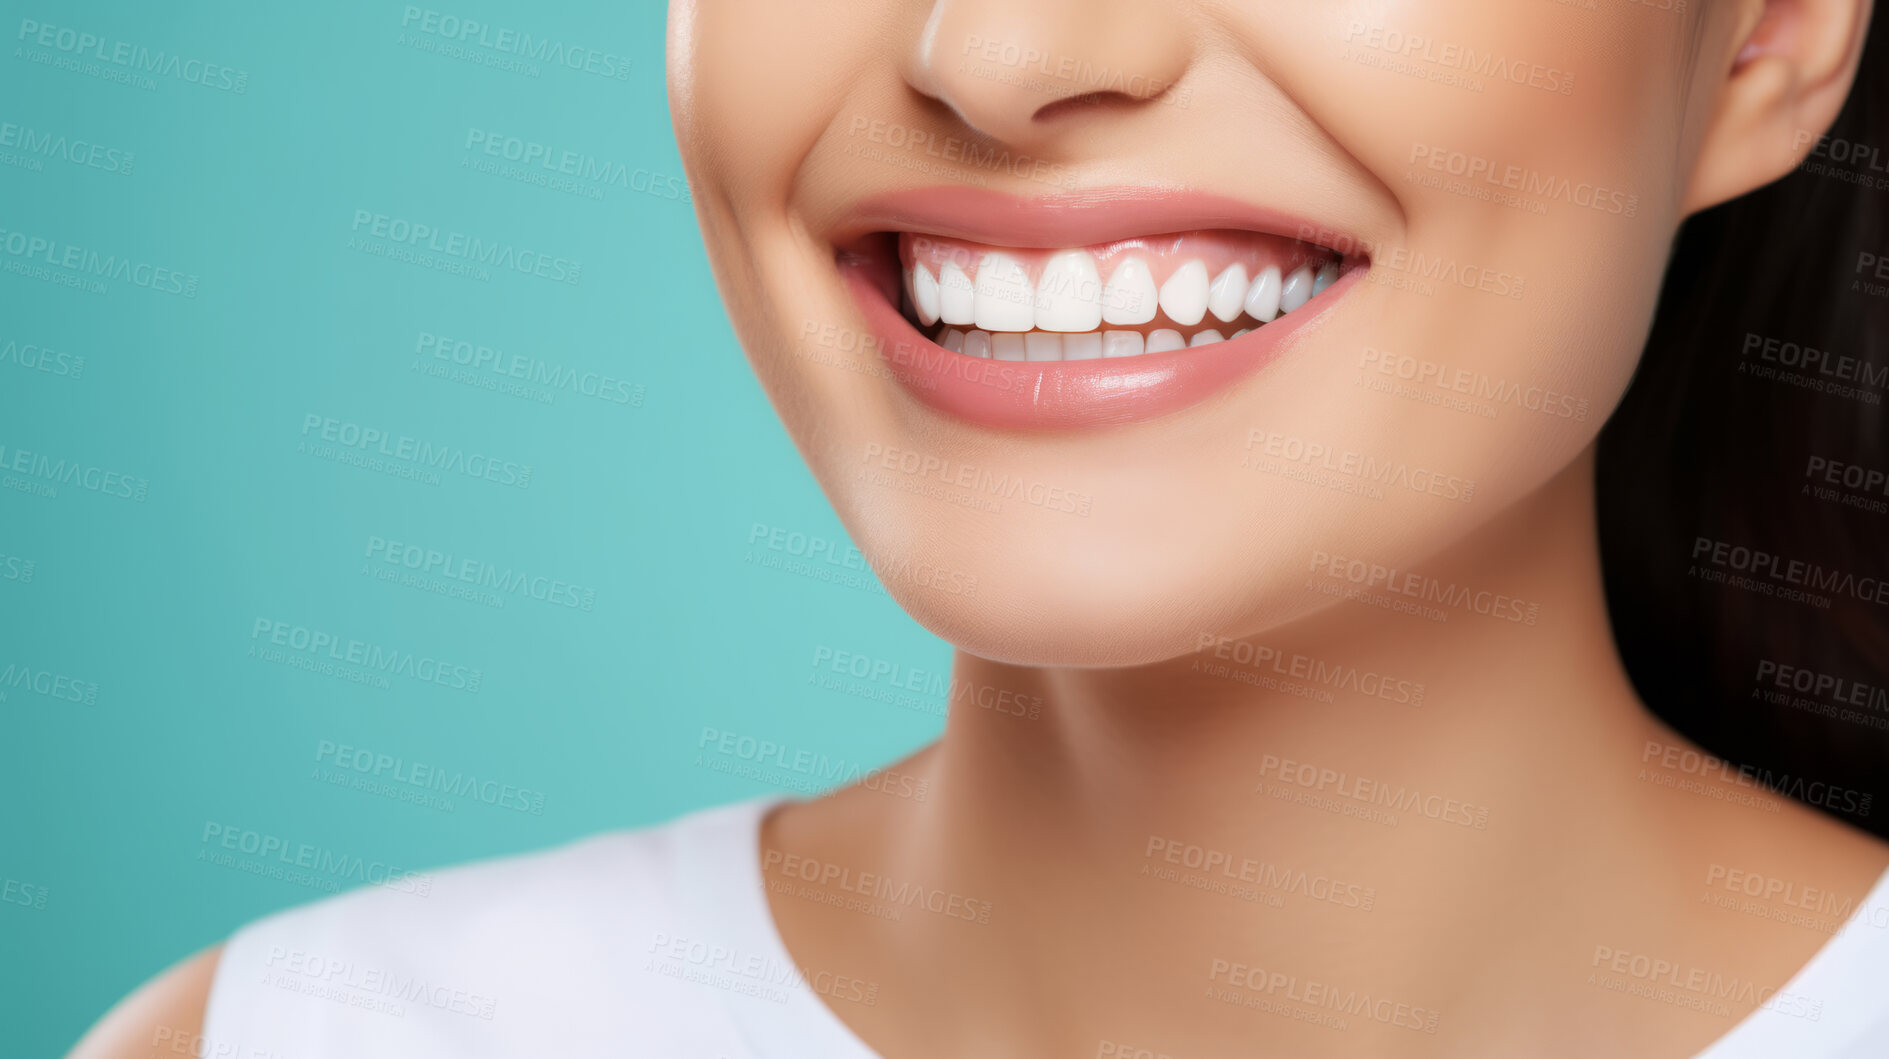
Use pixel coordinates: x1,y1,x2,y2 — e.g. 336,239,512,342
974,252,1037,332
1312,260,1338,296
924,249,1347,361
1102,258,1158,326
1146,329,1187,354
1024,332,1064,362
1206,265,1249,324
911,264,941,327
1102,330,1145,358
1063,332,1103,360
1158,259,1210,327
1035,251,1103,332
1280,265,1314,314
1243,265,1282,323
939,261,975,325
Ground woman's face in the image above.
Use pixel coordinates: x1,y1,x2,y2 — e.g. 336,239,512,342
668,0,1714,666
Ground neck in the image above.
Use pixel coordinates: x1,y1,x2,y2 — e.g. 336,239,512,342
933,443,1654,852
767,445,1880,1057
910,446,1673,1047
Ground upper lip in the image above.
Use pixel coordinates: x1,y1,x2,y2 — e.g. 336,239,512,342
830,186,1369,258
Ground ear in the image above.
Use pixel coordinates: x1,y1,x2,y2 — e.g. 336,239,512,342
1682,0,1875,214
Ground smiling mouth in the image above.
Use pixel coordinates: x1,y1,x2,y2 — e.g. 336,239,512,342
831,188,1368,429
897,230,1347,361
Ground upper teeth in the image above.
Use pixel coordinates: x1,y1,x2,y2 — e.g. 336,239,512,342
909,252,1340,354
1037,251,1104,332
1103,258,1157,326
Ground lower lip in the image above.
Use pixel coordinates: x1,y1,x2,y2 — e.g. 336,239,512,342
841,261,1364,430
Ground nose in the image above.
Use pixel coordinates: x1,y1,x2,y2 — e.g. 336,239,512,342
905,0,1193,147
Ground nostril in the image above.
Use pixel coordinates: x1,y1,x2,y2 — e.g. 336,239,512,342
1033,90,1160,123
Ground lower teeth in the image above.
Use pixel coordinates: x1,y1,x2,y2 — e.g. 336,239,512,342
936,324,1258,361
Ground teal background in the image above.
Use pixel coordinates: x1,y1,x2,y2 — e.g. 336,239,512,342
0,3,946,1052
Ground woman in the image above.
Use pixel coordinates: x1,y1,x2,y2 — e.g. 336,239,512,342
75,0,1889,1055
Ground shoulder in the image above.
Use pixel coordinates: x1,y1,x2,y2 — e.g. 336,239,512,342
71,799,779,1059
66,946,220,1059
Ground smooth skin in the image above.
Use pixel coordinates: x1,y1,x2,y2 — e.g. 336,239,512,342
673,0,1889,1055
78,0,1883,1055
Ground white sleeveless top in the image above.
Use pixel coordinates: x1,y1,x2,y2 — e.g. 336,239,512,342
204,797,1889,1058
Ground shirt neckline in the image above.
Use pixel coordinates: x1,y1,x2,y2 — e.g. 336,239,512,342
1688,857,1889,1057
673,796,884,1059
675,796,1889,1059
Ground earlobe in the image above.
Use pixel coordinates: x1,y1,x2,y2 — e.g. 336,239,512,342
1680,0,1873,215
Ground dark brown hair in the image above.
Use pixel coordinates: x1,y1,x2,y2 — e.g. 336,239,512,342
1599,10,1889,835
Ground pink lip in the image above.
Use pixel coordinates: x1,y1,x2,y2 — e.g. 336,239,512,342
834,187,1369,430
834,186,1362,251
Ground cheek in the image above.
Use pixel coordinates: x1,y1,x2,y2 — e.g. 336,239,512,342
681,0,896,187
1262,0,1695,468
